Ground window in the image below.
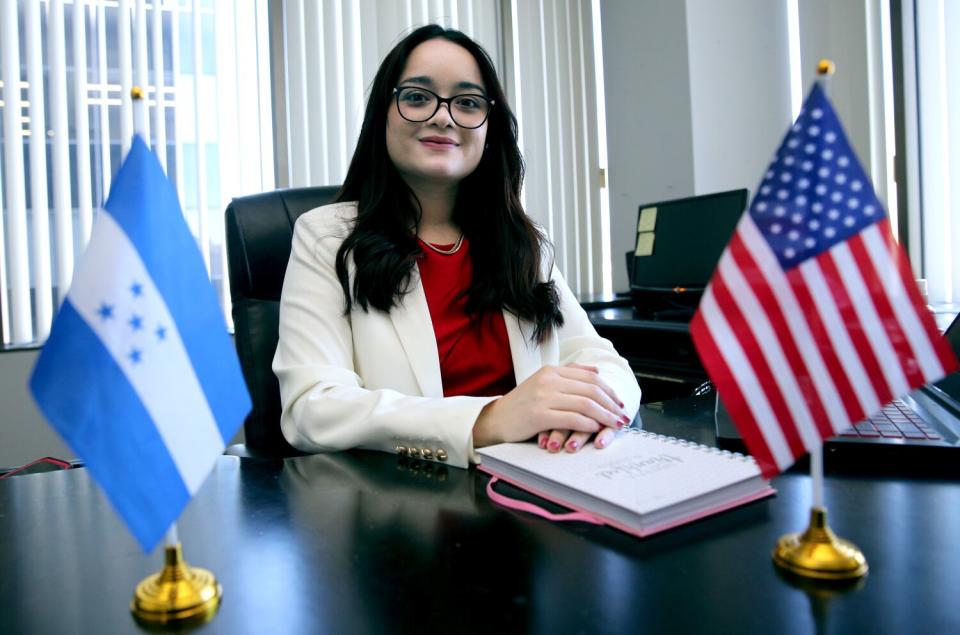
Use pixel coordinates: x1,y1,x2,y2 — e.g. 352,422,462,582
1,0,613,349
897,0,960,310
0,0,274,347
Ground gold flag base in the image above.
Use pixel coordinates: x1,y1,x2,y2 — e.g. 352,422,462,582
773,507,868,580
131,543,222,626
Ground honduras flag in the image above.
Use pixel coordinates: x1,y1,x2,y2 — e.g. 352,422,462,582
29,135,251,552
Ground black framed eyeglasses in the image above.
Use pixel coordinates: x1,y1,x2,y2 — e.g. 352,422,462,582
393,86,494,129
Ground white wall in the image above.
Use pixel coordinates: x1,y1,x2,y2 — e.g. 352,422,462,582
685,0,793,196
0,349,71,468
601,0,794,292
601,0,879,292
798,0,875,185
600,0,696,292
0,345,243,469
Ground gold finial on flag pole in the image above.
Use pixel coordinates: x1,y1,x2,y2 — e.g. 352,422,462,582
771,59,867,583
130,86,147,144
816,59,835,96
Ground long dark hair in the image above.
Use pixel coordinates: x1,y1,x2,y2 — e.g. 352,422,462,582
334,25,562,342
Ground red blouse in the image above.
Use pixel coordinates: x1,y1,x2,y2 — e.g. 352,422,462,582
417,237,516,397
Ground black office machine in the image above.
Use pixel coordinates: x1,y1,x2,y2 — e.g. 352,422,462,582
628,189,747,320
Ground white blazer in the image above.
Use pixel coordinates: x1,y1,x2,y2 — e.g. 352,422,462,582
273,202,642,468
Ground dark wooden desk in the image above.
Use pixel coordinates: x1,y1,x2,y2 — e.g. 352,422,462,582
2,398,959,634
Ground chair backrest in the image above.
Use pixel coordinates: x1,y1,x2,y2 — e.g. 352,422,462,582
225,186,341,458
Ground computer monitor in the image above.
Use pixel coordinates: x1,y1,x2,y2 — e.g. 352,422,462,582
930,311,960,411
630,188,747,320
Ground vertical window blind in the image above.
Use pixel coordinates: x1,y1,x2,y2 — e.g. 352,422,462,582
0,0,612,348
914,0,959,306
506,0,607,296
0,0,274,347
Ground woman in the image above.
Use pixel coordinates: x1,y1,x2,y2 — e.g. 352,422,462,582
274,25,641,469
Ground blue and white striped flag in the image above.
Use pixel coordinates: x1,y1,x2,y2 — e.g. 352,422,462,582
29,135,251,552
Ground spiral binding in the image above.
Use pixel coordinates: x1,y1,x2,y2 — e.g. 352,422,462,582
624,427,756,464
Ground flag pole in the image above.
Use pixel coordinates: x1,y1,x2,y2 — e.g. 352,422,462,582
129,86,185,556
164,522,179,547
808,58,833,514
808,60,832,514
128,84,223,626
771,60,867,583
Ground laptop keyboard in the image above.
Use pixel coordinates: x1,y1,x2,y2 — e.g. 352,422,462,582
838,399,943,441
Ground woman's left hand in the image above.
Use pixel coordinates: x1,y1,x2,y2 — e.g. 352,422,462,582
537,425,618,453
535,363,625,453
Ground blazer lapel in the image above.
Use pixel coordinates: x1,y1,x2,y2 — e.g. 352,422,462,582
389,265,444,397
503,310,542,385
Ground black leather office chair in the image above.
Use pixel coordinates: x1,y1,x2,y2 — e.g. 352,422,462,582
225,186,341,458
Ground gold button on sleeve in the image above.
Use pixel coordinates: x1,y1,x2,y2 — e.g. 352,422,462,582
435,449,447,462
421,448,433,460
408,447,420,459
395,445,407,457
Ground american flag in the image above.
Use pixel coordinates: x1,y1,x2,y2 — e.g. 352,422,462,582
690,83,958,478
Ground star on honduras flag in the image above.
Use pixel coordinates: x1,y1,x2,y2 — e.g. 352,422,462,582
690,83,958,479
29,135,251,552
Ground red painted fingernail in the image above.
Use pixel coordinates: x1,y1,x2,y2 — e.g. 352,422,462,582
538,437,547,448
618,401,624,408
548,441,561,451
566,440,579,451
596,437,608,448
616,421,624,429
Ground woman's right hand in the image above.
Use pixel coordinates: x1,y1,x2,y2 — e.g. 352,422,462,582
472,363,629,448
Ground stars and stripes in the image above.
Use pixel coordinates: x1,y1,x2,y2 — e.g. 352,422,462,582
750,85,881,270
690,83,958,478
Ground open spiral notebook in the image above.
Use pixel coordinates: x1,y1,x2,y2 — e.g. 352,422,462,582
477,429,775,538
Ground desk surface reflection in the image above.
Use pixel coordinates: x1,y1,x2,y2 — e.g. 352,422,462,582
2,397,959,634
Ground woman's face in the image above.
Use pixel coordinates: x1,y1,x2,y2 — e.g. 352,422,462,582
386,38,489,190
